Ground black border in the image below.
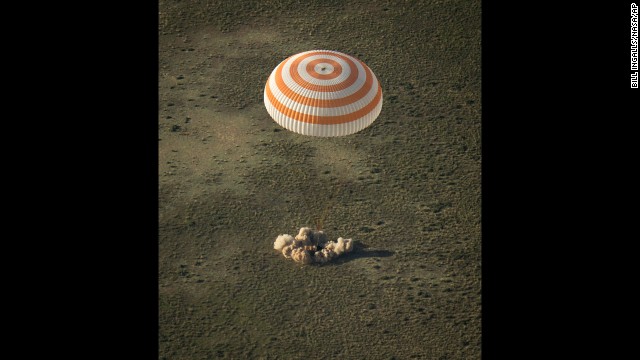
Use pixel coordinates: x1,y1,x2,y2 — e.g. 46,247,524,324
482,3,635,357
74,2,160,358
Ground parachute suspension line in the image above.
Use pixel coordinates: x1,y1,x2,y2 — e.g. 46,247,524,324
315,179,346,232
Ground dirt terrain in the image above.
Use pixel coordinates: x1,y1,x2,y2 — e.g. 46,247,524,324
159,0,481,358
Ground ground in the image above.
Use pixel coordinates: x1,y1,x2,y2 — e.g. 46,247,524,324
159,0,481,358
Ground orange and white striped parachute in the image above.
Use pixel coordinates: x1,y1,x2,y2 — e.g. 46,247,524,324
264,50,383,137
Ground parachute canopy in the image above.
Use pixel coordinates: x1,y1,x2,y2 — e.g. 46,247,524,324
264,50,383,137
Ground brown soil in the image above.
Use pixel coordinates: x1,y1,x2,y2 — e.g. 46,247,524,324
159,0,481,358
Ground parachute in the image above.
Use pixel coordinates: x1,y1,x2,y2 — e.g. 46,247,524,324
264,50,383,137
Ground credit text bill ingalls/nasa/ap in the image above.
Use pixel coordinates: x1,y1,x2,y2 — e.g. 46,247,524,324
632,3,638,88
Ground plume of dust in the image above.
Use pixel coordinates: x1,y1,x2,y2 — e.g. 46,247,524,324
273,227,354,264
